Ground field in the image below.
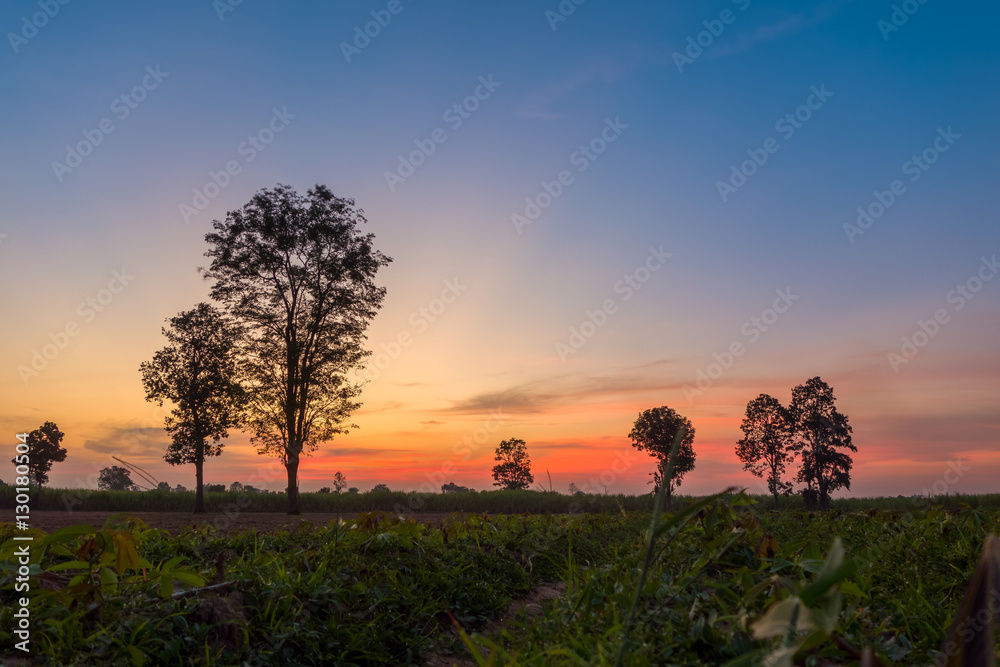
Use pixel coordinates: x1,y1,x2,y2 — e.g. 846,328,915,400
2,490,999,665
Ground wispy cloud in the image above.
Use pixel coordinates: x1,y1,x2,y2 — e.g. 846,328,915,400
709,0,854,59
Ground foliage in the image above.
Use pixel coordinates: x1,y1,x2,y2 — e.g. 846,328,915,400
442,482,471,494
140,302,244,513
735,394,795,507
790,377,857,509
628,406,696,506
12,421,67,491
97,466,138,492
332,471,348,494
492,438,535,490
370,483,390,493
3,502,998,665
202,184,391,514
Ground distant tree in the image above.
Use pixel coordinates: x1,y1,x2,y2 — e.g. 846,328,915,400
441,482,470,494
156,481,171,492
568,483,584,496
332,471,348,494
202,184,392,515
0,479,7,486
347,487,359,494
789,377,856,510
229,481,244,493
139,303,244,514
491,438,534,490
13,422,67,498
370,483,390,493
205,483,225,493
175,484,188,492
98,466,137,491
317,487,332,494
735,394,795,508
244,485,260,493
628,407,696,508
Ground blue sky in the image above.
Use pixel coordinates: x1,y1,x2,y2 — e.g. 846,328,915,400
2,0,998,495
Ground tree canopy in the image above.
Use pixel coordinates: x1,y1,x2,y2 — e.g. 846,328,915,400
98,466,137,491
202,184,391,514
13,421,67,492
491,438,534,490
735,394,795,507
789,377,856,509
139,302,243,513
628,406,696,507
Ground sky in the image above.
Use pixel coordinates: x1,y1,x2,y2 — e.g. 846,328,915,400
2,0,998,498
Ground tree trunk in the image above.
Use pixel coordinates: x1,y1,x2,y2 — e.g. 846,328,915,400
286,454,300,515
194,459,206,514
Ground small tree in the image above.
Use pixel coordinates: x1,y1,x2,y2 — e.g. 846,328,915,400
317,486,332,494
332,471,348,494
628,407,696,508
370,483,390,493
229,481,244,493
175,484,188,492
140,303,243,513
789,377,856,510
205,483,225,493
442,482,470,494
568,482,584,496
491,438,534,490
156,481,171,492
735,394,795,508
98,466,137,491
13,422,68,498
347,487,359,494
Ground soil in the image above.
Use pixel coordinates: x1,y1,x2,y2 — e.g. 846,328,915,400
19,510,453,535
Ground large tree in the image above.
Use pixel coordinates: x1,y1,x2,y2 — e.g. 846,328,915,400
13,421,67,497
491,437,534,490
735,394,795,508
202,184,391,514
628,407,696,508
139,303,244,513
789,377,856,509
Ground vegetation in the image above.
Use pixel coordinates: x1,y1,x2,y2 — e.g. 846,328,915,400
202,184,391,515
97,466,138,491
492,437,534,490
790,377,856,509
628,406,696,506
140,302,244,514
735,394,795,508
331,471,348,494
11,421,67,498
2,496,998,664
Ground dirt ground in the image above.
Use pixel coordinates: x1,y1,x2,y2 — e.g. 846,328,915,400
17,510,454,535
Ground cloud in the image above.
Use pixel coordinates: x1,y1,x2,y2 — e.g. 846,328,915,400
420,420,443,425
83,426,168,458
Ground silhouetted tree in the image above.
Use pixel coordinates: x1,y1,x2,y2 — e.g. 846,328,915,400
229,481,244,493
156,481,171,492
441,482,470,493
98,466,137,491
347,487,359,494
370,483,390,493
175,484,188,492
140,303,243,514
491,438,534,490
628,407,696,508
789,377,856,509
13,422,67,498
205,483,225,493
332,471,348,494
317,487,332,494
735,394,795,508
202,184,391,514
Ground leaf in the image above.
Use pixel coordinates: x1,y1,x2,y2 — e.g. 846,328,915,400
751,597,815,640
113,533,141,574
